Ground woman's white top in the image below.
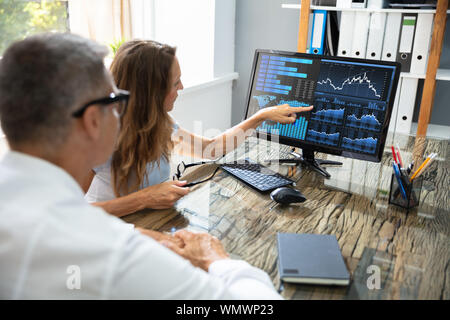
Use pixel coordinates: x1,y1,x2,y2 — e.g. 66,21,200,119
85,122,179,203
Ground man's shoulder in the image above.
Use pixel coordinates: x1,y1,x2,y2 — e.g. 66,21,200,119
0,160,135,251
0,199,144,299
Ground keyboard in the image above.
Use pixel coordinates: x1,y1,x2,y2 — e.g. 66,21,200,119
221,158,294,192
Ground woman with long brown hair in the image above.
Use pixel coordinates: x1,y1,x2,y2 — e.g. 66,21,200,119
85,40,312,217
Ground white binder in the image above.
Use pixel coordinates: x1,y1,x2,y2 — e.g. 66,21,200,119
350,159,368,195
351,12,370,59
364,161,380,199
388,77,402,133
324,155,351,192
379,163,392,194
381,12,402,62
351,0,367,8
337,11,355,57
367,0,387,9
336,0,352,8
395,77,418,134
410,13,434,74
366,12,387,60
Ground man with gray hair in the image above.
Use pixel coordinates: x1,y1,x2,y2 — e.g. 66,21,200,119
0,33,282,299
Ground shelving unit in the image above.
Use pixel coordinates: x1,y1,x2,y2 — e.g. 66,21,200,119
435,68,450,80
284,3,450,81
283,1,449,137
282,3,449,14
401,68,450,80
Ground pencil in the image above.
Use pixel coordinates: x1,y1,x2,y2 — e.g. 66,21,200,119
410,154,433,181
414,153,437,179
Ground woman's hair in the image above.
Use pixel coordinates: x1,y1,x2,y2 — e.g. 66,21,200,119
110,40,176,197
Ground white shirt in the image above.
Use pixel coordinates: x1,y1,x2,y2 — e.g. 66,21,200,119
0,151,282,299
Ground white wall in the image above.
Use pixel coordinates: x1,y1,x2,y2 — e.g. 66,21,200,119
154,0,215,87
168,0,237,136
214,0,236,78
130,0,155,39
232,0,299,125
170,77,235,137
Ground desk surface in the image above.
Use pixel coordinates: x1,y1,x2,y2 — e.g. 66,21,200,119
123,134,449,300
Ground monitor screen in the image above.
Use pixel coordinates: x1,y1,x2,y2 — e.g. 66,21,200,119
245,50,401,162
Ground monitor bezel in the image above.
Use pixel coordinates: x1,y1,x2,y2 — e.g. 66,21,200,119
243,49,401,162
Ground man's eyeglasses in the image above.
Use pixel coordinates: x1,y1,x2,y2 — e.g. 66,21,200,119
173,160,221,187
72,89,130,118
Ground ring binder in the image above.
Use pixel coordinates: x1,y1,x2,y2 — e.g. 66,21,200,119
351,11,370,58
396,13,418,73
366,12,387,60
337,11,355,57
381,12,402,62
310,10,327,55
410,13,434,74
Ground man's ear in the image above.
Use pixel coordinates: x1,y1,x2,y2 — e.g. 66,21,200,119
80,106,103,142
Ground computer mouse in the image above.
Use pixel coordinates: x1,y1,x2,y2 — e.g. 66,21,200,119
270,187,306,205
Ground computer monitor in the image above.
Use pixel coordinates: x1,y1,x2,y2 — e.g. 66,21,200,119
244,49,401,178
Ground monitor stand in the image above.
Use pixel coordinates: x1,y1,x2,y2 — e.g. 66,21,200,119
267,148,342,178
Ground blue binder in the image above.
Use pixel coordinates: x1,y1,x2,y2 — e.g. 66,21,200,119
309,10,327,55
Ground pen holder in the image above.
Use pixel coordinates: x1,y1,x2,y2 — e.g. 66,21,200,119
388,174,423,210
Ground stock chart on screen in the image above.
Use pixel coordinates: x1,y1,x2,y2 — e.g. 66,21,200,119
247,52,397,158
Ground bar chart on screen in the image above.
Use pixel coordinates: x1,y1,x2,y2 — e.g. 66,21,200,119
258,116,309,140
256,54,319,100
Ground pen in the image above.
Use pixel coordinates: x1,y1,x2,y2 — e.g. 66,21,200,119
410,153,434,181
414,153,437,179
393,162,407,200
391,146,398,164
396,143,404,168
399,167,407,177
407,161,414,175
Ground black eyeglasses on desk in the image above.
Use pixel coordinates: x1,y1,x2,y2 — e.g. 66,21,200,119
72,89,130,118
173,160,221,187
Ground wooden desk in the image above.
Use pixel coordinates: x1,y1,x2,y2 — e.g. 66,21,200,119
123,134,449,300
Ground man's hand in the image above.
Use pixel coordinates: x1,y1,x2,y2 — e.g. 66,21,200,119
160,230,229,271
137,180,190,209
136,227,185,248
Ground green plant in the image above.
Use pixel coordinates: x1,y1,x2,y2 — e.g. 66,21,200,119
0,0,68,55
109,38,126,57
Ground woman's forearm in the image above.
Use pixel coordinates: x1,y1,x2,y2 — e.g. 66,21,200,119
174,113,264,159
91,191,146,218
174,104,311,160
90,180,189,217
203,113,264,158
